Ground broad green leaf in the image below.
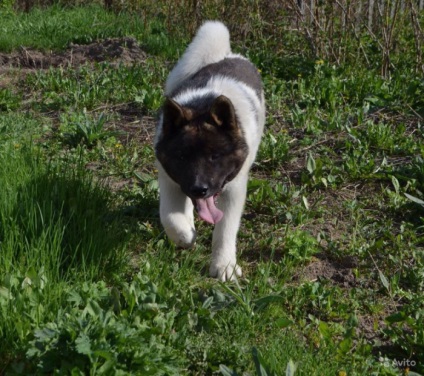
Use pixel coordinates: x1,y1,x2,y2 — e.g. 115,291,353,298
286,360,297,376
255,294,284,307
97,359,115,373
302,195,309,210
0,286,10,300
379,270,390,291
385,312,406,324
252,347,269,376
202,296,214,309
391,175,400,194
337,338,352,356
275,317,294,328
318,321,331,339
306,153,316,174
84,299,102,317
75,333,92,356
219,364,238,376
134,171,154,182
405,193,424,206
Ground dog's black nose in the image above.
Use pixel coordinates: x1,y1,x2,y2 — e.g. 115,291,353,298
190,185,209,198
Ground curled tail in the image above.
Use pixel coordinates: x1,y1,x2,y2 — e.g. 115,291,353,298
165,21,231,95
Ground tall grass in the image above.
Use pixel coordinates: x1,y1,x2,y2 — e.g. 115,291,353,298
0,114,128,354
0,129,127,278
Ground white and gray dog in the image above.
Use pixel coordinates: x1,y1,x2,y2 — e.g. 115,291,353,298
155,21,265,281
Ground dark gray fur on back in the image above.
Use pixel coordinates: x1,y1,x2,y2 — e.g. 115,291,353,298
169,58,263,98
177,93,217,113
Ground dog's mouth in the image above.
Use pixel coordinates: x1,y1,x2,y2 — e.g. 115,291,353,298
192,193,223,225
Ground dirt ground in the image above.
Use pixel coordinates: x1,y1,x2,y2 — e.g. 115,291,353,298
0,37,146,69
0,37,156,140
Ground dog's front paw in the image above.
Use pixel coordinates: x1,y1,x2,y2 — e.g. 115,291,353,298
209,261,242,282
162,217,196,248
168,228,196,248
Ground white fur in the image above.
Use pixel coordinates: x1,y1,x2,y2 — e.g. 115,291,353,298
156,21,265,281
165,21,231,95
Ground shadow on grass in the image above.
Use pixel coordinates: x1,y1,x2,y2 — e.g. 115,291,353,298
9,167,129,280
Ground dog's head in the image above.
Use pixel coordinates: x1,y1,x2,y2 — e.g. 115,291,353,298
155,95,249,223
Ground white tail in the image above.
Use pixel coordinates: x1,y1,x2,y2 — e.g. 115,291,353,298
165,21,231,95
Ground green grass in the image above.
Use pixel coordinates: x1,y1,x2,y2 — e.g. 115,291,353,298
0,5,138,51
0,3,185,57
24,62,165,113
0,3,423,375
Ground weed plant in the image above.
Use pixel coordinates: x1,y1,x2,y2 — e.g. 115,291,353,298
26,62,165,113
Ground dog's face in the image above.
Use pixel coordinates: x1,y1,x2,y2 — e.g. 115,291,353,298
155,96,248,201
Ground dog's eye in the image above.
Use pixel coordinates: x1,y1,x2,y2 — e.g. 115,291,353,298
210,154,221,161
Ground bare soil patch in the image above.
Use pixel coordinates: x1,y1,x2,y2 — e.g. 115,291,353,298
0,37,146,69
295,254,358,287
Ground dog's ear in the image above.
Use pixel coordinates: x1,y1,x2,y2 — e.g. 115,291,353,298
210,95,237,129
162,98,191,133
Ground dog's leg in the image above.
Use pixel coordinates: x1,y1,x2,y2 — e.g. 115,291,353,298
210,173,248,281
158,168,196,248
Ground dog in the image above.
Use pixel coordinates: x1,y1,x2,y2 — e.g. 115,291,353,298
154,21,265,281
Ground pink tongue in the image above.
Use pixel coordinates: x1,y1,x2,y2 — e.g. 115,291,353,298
195,196,224,224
